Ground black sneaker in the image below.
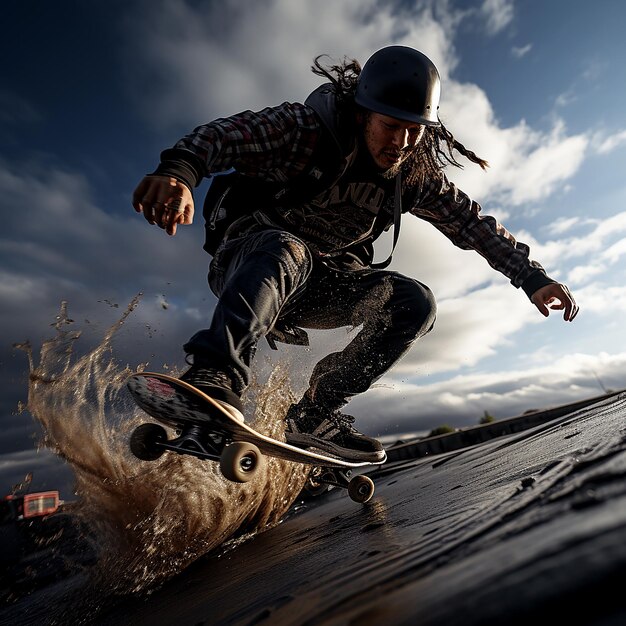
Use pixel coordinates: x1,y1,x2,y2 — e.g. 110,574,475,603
284,399,386,463
180,364,244,423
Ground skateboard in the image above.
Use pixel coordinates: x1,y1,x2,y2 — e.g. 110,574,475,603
126,372,386,503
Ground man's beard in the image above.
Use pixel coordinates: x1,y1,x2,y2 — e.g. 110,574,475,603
381,148,414,179
381,127,425,179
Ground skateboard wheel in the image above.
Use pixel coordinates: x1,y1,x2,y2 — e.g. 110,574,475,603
130,423,167,461
348,475,375,504
220,442,265,483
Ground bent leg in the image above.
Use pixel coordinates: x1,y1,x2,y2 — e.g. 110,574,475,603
285,266,436,409
184,229,312,392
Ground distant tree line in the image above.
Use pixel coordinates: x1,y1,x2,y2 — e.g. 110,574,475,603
427,410,496,437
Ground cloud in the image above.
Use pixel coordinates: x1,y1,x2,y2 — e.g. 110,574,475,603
527,211,626,272
566,263,605,285
547,217,585,236
351,351,626,434
601,238,626,264
574,284,626,314
443,111,588,206
554,56,608,112
555,88,577,108
593,129,626,155
0,90,42,125
387,217,498,300
480,0,515,35
1,160,213,304
123,0,455,128
511,43,532,59
379,204,626,390
392,282,537,376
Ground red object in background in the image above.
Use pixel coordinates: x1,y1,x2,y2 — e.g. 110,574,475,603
3,491,60,521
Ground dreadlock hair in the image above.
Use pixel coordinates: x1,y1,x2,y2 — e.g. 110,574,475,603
311,55,361,117
311,55,489,187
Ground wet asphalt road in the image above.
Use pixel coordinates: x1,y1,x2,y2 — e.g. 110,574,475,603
90,393,626,626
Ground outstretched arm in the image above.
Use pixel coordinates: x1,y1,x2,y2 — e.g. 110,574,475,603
410,177,579,323
131,102,321,236
531,283,578,322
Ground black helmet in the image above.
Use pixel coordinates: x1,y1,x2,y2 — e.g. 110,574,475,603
355,46,441,126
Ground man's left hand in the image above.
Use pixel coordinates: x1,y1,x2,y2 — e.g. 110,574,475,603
531,283,578,322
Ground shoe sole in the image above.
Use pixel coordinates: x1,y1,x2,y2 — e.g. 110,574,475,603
285,431,386,463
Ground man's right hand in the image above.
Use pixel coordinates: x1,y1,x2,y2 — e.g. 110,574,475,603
132,175,195,236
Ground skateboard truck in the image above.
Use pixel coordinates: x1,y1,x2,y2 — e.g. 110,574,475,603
130,422,266,483
306,467,375,503
130,422,223,462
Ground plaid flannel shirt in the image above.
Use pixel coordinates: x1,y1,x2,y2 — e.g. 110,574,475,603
174,102,319,182
167,101,552,297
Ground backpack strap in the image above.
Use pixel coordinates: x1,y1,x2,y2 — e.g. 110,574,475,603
370,173,403,270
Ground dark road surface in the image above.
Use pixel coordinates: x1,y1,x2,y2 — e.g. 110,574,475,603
4,393,626,625
92,392,626,625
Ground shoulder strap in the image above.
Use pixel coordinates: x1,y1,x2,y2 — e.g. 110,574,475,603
371,173,403,269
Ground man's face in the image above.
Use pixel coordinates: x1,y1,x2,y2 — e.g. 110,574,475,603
361,112,425,171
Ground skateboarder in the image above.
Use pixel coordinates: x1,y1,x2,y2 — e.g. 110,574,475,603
132,46,578,463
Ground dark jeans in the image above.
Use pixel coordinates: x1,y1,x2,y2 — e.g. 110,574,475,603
184,228,437,409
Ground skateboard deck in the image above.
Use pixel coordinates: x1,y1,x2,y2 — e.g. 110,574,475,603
126,372,385,502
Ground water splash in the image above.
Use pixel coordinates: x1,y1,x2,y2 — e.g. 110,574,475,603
19,298,308,595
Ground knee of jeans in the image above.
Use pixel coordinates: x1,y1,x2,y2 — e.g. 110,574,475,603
390,275,437,332
261,230,312,279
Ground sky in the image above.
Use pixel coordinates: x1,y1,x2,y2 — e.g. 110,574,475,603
2,0,626,496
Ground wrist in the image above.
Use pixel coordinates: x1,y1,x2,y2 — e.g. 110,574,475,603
150,148,206,189
521,270,556,300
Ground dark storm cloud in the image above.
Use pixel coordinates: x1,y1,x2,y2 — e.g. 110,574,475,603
1,449,76,500
0,157,222,493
